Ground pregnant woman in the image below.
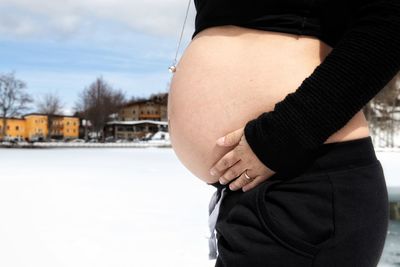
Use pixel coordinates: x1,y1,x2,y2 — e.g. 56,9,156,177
168,0,400,266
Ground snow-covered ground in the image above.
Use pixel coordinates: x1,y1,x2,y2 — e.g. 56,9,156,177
0,148,398,267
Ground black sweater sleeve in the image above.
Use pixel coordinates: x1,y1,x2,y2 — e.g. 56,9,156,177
243,0,400,178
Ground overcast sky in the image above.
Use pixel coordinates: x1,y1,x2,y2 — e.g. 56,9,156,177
0,0,197,115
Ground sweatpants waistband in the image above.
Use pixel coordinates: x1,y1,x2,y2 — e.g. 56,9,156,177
207,136,377,190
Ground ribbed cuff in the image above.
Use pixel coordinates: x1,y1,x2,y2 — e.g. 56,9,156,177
243,112,319,178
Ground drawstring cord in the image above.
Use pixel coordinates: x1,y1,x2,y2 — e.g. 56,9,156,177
207,187,227,260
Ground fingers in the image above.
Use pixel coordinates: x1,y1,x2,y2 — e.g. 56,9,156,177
241,175,269,192
209,126,274,192
228,169,260,191
209,149,240,178
219,160,246,185
216,127,244,147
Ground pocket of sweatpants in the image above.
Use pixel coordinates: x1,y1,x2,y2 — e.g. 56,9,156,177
255,172,335,257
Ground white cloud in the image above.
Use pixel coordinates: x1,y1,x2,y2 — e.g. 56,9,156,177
0,0,197,39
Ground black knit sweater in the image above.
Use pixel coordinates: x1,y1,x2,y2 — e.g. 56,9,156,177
192,0,400,177
243,0,400,177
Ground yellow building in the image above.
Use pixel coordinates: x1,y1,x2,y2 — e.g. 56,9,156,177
0,117,26,141
0,113,80,141
62,116,80,138
24,114,48,140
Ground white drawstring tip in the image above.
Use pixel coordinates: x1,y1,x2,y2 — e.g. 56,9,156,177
208,234,218,260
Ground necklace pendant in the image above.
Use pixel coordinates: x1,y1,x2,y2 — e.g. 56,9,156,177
169,65,177,73
170,0,190,74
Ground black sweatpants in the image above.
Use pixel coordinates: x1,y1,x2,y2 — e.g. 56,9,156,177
208,136,389,267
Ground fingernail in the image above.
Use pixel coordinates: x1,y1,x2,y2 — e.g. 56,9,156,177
216,136,225,145
210,169,215,176
219,178,226,185
229,184,236,191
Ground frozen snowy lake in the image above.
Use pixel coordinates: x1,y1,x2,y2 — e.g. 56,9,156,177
0,147,399,267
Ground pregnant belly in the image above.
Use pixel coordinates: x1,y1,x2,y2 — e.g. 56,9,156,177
168,25,369,184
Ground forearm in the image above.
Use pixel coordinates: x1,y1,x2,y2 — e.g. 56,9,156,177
244,0,400,177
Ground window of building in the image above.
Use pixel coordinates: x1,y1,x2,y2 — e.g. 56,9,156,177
7,125,10,130
16,126,19,131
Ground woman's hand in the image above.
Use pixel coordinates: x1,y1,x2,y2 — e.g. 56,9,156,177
209,126,276,192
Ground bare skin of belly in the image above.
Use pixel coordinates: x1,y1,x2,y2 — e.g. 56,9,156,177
167,25,370,184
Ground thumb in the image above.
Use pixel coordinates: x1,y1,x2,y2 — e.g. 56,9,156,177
216,128,243,146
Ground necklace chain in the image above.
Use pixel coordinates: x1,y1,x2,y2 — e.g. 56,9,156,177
169,0,191,73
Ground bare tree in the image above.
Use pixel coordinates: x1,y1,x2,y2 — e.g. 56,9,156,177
74,97,91,141
74,76,126,141
127,95,148,103
36,92,65,141
363,72,400,147
149,92,168,105
0,72,33,140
